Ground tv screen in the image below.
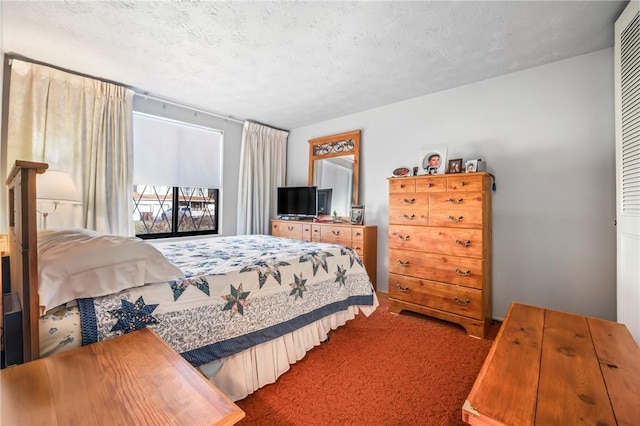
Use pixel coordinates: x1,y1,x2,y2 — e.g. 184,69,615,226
277,186,318,218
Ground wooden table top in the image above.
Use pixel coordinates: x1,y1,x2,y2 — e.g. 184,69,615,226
463,302,640,426
1,328,245,426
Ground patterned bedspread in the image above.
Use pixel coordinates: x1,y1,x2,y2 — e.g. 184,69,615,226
73,235,375,367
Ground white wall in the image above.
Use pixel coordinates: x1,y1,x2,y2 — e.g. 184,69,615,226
288,49,616,321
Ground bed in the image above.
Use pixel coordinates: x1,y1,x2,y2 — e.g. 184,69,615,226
5,161,378,401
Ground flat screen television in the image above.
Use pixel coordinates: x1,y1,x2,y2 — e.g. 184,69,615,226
277,186,318,219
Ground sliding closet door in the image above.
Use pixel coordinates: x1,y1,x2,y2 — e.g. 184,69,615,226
615,0,640,344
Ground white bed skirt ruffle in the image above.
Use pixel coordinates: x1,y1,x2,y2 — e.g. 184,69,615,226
207,295,379,401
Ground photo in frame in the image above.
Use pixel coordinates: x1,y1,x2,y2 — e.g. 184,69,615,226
350,205,364,224
465,159,478,173
392,167,411,177
418,148,448,175
447,158,463,174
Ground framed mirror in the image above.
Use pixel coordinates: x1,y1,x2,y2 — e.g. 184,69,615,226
308,130,360,218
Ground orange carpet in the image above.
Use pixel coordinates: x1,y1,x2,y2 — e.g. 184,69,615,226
235,294,500,425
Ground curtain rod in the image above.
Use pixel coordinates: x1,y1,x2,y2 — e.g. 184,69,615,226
135,93,245,124
7,55,246,125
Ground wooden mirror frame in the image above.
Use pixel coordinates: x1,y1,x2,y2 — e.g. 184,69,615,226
308,130,360,211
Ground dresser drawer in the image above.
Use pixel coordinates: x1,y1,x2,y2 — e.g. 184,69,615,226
389,225,483,258
301,222,312,241
311,224,321,242
389,273,483,320
429,209,483,229
429,192,483,210
351,227,365,242
351,244,364,257
447,175,485,192
274,222,304,239
415,177,446,192
389,193,428,209
350,236,366,256
319,225,351,244
389,178,416,193
389,249,483,289
389,209,429,226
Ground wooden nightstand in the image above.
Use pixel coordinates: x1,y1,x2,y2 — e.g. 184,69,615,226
1,328,245,425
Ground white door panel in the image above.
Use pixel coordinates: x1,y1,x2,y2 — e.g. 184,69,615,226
615,0,640,344
619,235,640,338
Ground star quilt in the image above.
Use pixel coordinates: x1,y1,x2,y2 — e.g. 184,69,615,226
76,235,375,367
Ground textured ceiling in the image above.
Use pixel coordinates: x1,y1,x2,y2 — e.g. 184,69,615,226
1,1,629,130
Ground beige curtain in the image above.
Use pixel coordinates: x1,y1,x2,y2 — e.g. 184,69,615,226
237,121,288,235
6,60,134,235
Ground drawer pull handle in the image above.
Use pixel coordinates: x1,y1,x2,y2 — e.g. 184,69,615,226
427,183,433,187
287,226,294,231
455,239,471,247
403,213,416,220
402,198,416,204
332,230,340,235
454,297,471,306
399,184,405,188
448,215,464,222
354,246,362,250
455,268,471,276
447,198,463,204
396,284,410,292
355,232,361,236
460,181,466,186
396,259,410,267
397,234,410,241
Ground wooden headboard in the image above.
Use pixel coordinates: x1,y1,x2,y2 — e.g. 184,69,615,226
6,160,48,362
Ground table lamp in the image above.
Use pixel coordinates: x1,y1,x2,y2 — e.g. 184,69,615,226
36,170,82,229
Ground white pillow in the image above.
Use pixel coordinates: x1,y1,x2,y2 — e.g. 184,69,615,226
38,229,184,314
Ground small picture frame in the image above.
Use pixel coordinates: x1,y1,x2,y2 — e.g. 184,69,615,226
447,158,463,174
465,159,478,173
350,205,364,225
392,167,411,177
418,148,448,175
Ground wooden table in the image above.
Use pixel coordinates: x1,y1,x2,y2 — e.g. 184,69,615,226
462,302,640,425
1,328,245,425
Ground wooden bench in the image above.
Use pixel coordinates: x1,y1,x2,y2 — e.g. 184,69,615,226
462,302,640,425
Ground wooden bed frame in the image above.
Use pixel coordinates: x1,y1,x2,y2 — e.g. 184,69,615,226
5,160,48,363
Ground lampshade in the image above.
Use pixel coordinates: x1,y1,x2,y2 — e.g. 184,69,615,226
36,170,82,203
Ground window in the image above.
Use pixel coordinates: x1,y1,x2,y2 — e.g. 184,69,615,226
132,113,222,238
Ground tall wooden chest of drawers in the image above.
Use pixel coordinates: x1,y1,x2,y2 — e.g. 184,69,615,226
387,172,492,338
271,219,378,290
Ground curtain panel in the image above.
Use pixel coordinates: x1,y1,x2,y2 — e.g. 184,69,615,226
6,60,134,235
237,121,288,235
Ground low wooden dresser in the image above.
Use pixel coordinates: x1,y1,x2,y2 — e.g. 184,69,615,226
1,328,245,425
387,172,492,338
271,219,377,289
463,303,640,425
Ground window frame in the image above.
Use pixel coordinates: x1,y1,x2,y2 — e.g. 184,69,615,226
134,186,219,240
